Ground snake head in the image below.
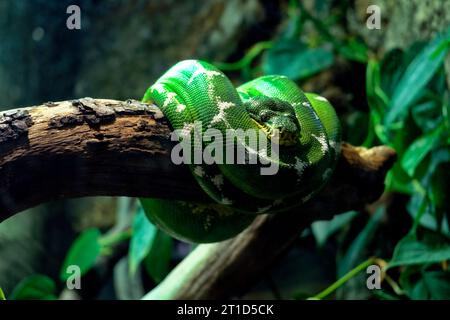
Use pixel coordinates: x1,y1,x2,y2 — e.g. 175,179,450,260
244,96,300,146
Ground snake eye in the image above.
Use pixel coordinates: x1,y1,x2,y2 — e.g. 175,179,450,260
260,110,274,122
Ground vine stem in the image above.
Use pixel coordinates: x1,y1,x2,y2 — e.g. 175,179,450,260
214,41,273,71
99,229,132,248
309,258,376,300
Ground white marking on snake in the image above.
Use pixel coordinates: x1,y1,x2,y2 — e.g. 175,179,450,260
322,168,333,181
180,123,194,139
270,75,288,81
188,64,225,84
294,157,308,177
176,103,186,112
315,96,328,102
246,145,273,164
212,174,224,189
273,198,283,206
193,166,205,177
207,84,216,100
312,133,329,154
211,99,234,124
302,192,314,203
329,140,337,150
151,83,165,95
163,92,177,108
302,101,312,107
246,145,258,155
332,141,341,157
257,205,272,213
204,215,212,231
257,147,268,157
221,197,233,205
312,111,320,120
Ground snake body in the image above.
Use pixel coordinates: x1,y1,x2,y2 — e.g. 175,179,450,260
141,60,341,243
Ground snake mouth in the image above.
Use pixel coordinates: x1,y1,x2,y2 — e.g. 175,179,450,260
251,119,298,146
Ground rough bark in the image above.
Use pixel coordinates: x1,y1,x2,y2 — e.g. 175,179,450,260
0,98,207,220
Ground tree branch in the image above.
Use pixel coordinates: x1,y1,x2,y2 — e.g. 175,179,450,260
0,98,396,299
0,98,207,221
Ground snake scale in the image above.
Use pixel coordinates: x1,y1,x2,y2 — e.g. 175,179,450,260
141,60,341,243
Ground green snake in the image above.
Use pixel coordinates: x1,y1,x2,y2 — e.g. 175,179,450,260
141,60,341,243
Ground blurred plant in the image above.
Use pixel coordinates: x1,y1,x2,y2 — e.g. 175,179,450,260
5,199,175,300
215,0,450,300
215,0,367,82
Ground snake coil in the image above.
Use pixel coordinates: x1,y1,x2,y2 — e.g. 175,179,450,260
141,60,341,243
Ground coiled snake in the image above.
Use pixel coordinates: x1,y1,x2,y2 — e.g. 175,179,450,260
141,60,341,243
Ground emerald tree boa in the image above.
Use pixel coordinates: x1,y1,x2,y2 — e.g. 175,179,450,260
141,60,341,243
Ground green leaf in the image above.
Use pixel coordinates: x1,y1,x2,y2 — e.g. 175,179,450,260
60,228,101,282
408,193,438,233
401,126,444,177
379,48,408,98
366,60,382,114
385,27,450,126
388,231,450,268
338,207,384,276
385,162,414,194
339,38,368,63
279,2,303,40
411,100,442,133
263,40,334,80
129,207,158,275
10,274,57,300
129,206,174,283
407,148,450,236
419,271,450,299
0,287,5,300
400,267,450,300
343,111,370,146
311,211,358,247
113,257,145,300
407,146,450,238
365,59,389,144
372,290,400,300
144,230,173,283
430,162,450,234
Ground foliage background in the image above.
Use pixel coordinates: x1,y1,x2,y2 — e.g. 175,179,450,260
0,0,449,300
